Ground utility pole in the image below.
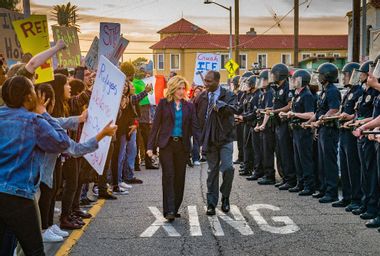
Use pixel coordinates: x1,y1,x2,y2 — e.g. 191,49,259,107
352,0,361,62
294,0,299,67
361,0,367,61
23,0,31,17
234,0,240,74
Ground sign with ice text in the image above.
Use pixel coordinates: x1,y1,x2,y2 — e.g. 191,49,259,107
0,8,24,62
13,15,53,83
193,53,220,86
80,55,126,174
99,22,120,61
52,25,81,68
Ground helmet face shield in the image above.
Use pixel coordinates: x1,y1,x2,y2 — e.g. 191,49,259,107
289,76,303,90
238,78,249,92
373,60,380,79
310,73,321,90
340,72,351,86
268,72,275,84
257,78,268,89
349,69,361,86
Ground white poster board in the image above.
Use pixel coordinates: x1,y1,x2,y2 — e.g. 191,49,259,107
80,55,126,174
108,37,129,66
84,36,99,70
193,53,221,86
99,22,120,61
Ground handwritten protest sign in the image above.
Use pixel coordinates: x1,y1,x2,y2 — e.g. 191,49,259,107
52,25,81,68
80,55,126,174
99,22,120,61
0,8,24,62
84,36,99,70
193,53,220,86
108,37,129,66
13,15,53,83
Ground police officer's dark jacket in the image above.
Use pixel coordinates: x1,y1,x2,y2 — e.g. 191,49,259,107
316,83,341,120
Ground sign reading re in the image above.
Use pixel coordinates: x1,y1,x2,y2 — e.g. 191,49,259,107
20,19,48,38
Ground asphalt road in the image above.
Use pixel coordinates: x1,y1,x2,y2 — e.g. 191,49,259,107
69,158,380,256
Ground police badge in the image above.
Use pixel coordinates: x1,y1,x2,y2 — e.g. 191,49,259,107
365,95,372,103
279,89,284,96
348,93,353,100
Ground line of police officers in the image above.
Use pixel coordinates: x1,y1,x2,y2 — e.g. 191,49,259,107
233,55,380,231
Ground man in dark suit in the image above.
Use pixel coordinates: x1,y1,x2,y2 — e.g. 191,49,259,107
194,70,237,215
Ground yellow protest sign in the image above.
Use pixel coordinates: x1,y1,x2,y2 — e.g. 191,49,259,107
13,15,53,83
224,59,239,77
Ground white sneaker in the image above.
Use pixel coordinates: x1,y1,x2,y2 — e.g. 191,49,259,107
54,207,61,214
51,224,69,238
113,186,129,195
119,182,132,189
193,161,201,166
42,228,63,243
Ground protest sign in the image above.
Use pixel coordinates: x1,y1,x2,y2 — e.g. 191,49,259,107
52,25,81,68
99,22,120,61
13,15,53,83
0,8,24,62
80,55,126,174
84,36,99,70
193,53,220,86
108,37,129,66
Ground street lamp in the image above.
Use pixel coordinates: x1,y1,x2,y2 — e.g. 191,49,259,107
204,0,233,61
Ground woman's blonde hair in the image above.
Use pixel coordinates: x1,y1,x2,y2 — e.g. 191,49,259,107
165,75,189,102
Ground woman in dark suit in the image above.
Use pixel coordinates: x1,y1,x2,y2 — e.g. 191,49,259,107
147,75,200,221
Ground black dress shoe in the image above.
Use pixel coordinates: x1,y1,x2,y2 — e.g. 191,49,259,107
319,196,338,204
278,183,294,191
352,206,366,215
345,203,361,212
166,212,175,222
175,213,181,218
360,212,377,220
312,191,325,198
98,191,117,200
257,177,276,185
275,181,285,188
206,205,216,216
332,199,351,208
239,170,252,176
365,216,380,228
246,172,263,180
221,197,230,213
289,185,303,193
298,189,315,196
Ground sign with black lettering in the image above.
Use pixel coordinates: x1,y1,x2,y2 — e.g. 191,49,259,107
0,8,24,62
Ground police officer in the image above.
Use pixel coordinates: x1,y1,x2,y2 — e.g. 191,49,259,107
232,75,244,165
305,63,341,203
286,70,315,195
236,72,255,175
346,60,379,219
254,70,277,185
267,64,296,190
239,75,263,180
332,62,363,210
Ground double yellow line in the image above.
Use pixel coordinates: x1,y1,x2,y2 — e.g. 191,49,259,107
55,199,105,256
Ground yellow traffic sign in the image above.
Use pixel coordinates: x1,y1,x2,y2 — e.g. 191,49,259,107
224,59,239,74
228,73,235,79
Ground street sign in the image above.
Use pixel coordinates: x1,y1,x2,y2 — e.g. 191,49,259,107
224,59,239,77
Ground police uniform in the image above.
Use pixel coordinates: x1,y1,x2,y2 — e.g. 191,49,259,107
257,87,276,183
290,87,315,192
273,81,296,187
316,83,341,201
235,91,246,163
355,86,379,216
339,85,363,208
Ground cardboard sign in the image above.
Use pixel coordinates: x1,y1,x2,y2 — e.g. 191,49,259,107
12,15,53,83
0,8,24,61
84,36,99,70
52,25,81,68
80,55,125,174
193,53,220,86
108,37,129,66
99,22,120,61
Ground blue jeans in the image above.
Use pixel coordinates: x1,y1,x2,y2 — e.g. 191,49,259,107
191,136,200,162
118,131,137,183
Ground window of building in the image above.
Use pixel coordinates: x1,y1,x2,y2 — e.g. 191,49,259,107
220,54,229,69
317,53,326,58
302,53,311,60
333,53,341,58
157,53,164,70
239,54,247,70
170,54,180,70
257,53,267,69
281,53,291,65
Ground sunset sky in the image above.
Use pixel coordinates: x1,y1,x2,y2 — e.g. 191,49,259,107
28,0,352,61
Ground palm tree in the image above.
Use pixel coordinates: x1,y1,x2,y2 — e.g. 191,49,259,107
51,2,80,32
0,0,20,11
